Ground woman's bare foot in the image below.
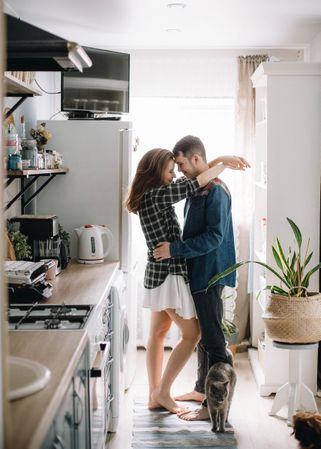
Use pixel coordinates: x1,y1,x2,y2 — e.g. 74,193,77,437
174,390,205,402
151,389,187,414
148,399,165,410
178,406,210,421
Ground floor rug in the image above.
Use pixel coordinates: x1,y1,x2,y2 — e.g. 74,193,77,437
132,398,238,448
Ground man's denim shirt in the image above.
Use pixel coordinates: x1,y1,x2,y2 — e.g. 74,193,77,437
170,179,236,294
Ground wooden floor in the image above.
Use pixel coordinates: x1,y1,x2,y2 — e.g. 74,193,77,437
107,348,321,449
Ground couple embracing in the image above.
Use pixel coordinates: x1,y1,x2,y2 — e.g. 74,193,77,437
125,135,250,420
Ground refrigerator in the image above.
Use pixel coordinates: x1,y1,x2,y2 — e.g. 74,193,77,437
36,119,138,388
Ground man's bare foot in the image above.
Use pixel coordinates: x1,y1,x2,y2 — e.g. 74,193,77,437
151,389,187,414
178,406,210,421
174,390,205,402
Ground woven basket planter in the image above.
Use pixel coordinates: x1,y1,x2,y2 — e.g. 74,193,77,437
262,292,321,343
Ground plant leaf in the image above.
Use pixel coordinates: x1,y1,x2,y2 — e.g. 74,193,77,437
275,238,291,274
287,217,302,249
302,262,321,287
252,261,292,289
269,285,288,296
303,251,313,269
272,245,285,272
207,261,247,289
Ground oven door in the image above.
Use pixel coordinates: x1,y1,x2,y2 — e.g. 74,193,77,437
90,340,111,449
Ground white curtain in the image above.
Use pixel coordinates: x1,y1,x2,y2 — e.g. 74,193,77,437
233,55,269,342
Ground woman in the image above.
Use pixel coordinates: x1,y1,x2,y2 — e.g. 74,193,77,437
125,148,246,413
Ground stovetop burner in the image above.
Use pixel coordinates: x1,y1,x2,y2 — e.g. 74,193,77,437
45,318,62,329
8,303,94,330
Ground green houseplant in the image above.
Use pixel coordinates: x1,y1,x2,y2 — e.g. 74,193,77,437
8,230,32,260
209,217,321,343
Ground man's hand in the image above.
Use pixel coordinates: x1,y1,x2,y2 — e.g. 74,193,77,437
209,156,251,170
153,242,171,261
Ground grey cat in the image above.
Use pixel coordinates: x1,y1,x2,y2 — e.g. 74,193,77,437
205,358,236,433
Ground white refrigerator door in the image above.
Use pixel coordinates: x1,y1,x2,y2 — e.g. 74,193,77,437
36,120,134,269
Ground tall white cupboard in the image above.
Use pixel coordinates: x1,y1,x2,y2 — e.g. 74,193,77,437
249,62,321,396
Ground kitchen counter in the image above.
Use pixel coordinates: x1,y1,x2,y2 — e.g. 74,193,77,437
8,331,88,449
47,259,120,306
7,260,120,449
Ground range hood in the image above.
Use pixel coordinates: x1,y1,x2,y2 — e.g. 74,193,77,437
6,14,92,72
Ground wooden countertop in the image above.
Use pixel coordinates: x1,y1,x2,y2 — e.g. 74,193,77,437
47,260,119,306
7,260,120,449
8,331,88,449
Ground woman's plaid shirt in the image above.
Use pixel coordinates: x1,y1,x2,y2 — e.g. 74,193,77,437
138,177,200,289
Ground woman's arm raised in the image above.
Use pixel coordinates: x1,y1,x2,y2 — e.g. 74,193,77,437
208,155,250,170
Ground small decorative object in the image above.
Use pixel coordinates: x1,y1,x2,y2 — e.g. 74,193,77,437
30,122,52,151
209,217,321,344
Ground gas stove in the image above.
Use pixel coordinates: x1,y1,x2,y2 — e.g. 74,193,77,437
8,303,93,331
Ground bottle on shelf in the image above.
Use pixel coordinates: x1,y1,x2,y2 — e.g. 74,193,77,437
6,123,19,157
19,115,27,141
21,138,38,168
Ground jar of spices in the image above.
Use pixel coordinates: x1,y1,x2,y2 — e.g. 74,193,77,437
21,139,38,168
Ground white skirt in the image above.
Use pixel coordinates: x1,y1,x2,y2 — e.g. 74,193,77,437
143,274,197,319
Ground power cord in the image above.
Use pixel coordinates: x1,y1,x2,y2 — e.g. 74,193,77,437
35,79,61,95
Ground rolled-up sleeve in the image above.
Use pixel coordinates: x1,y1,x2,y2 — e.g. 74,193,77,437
152,177,200,210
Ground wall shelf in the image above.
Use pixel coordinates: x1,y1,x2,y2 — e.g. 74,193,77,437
4,168,69,214
4,73,42,119
4,73,42,97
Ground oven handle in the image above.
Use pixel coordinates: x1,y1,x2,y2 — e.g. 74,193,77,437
90,341,110,378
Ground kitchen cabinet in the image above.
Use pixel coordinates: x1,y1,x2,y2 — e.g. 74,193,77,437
249,62,321,396
41,342,90,449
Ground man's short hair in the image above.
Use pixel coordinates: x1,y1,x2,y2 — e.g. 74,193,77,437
172,135,206,161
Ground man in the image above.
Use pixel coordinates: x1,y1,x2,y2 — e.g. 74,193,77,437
153,135,249,420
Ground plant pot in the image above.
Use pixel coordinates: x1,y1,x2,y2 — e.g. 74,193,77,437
262,292,321,343
224,330,239,346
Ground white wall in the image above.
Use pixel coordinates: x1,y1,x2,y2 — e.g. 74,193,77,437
310,31,321,61
129,48,303,98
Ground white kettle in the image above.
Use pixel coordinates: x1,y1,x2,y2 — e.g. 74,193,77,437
74,224,114,264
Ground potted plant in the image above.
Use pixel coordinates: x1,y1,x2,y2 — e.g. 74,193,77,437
8,230,32,260
208,217,321,344
222,318,238,345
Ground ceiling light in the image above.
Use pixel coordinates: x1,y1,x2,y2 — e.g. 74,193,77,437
167,2,186,8
166,28,182,32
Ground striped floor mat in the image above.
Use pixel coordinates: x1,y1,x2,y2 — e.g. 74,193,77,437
132,398,237,448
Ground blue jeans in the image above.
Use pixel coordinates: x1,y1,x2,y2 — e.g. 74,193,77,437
192,285,230,394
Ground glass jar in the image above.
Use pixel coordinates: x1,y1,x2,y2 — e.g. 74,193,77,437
21,139,38,168
8,153,22,170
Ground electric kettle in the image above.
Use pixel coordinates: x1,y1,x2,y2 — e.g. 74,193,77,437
74,224,114,264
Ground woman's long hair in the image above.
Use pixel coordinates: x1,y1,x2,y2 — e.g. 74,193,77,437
125,148,174,213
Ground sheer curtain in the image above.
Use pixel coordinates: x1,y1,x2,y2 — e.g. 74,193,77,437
233,55,269,342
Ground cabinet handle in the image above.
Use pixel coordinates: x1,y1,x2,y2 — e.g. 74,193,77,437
90,367,102,378
73,391,84,427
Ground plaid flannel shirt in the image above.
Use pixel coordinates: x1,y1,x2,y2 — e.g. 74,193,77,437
138,177,200,289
